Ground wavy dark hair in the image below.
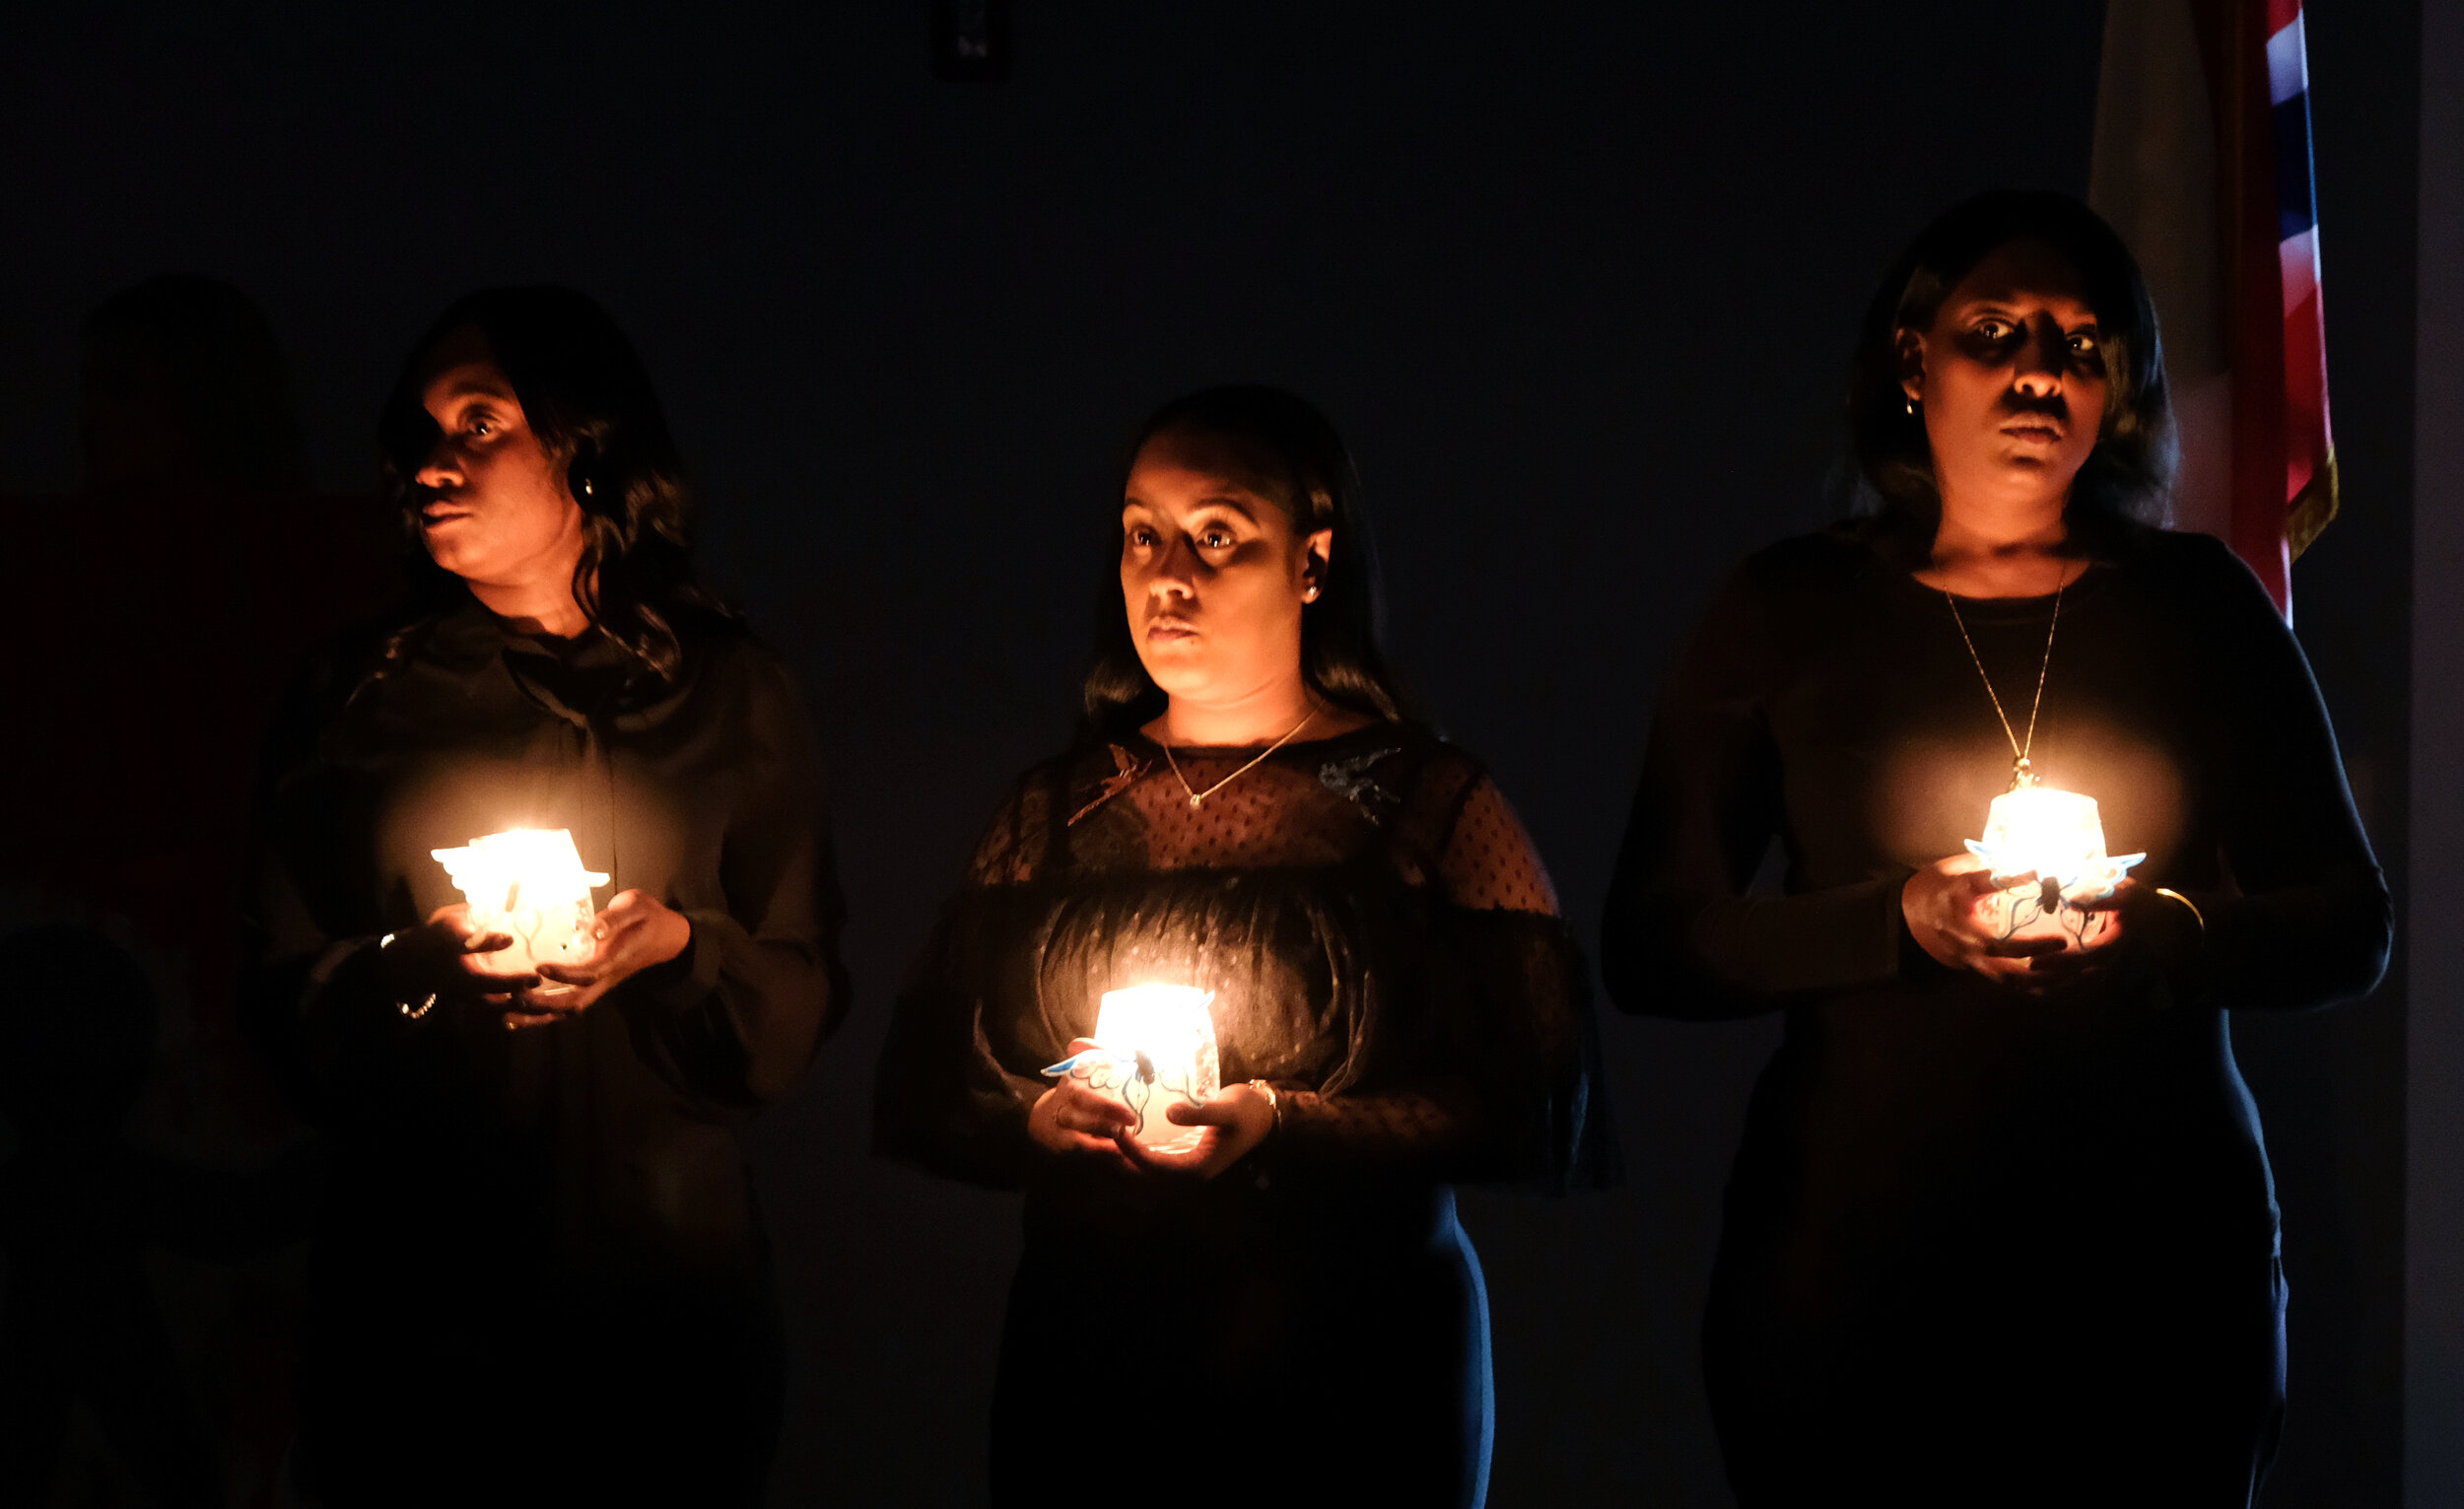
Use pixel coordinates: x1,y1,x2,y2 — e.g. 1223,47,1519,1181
375,285,715,681
1848,190,2176,562
1082,385,1414,739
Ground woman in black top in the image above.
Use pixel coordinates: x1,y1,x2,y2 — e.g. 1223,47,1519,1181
242,288,847,1507
875,387,1610,1508
1602,193,2389,1506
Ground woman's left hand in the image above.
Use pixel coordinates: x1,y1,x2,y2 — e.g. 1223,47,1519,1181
512,889,693,1028
1119,1082,1277,1182
2027,879,2202,990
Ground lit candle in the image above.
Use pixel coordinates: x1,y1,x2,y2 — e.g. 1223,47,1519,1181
1042,984,1221,1154
429,828,610,992
1963,782,2145,942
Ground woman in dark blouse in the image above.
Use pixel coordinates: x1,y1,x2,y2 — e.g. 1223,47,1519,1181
1603,193,2390,1506
875,386,1610,1508
241,287,846,1507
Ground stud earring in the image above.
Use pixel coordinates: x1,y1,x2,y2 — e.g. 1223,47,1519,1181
1904,395,1919,417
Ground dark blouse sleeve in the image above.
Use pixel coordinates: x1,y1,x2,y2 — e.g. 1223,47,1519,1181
2169,536,2391,1010
1600,559,1912,1020
619,650,851,1114
869,772,1058,1190
238,646,417,1128
1273,772,1618,1189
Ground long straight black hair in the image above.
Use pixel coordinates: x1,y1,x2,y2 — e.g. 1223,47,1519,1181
1082,385,1414,740
1847,190,2177,563
376,285,720,681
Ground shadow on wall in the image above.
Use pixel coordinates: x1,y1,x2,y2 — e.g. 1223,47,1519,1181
0,274,393,1507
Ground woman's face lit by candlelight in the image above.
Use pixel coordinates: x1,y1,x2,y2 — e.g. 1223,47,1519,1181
409,326,588,625
1120,425,1333,724
1899,237,2111,520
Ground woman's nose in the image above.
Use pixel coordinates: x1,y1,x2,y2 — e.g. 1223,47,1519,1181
1147,536,1199,595
415,443,461,491
2013,317,2066,393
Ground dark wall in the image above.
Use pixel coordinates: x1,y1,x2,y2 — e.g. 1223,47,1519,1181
0,3,2421,1503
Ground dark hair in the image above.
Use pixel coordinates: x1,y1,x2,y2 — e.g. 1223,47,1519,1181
376,286,714,681
81,274,303,488
1082,385,1414,739
1847,190,2175,561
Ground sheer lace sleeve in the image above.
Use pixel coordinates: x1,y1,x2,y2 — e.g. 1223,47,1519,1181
1273,764,1615,1188
871,770,1061,1189
1436,776,1560,915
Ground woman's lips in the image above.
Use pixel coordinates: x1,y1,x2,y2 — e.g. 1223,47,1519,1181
2002,421,2064,443
1144,619,1197,642
421,509,472,529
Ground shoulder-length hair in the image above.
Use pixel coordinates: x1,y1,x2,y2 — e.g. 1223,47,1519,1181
1847,190,2176,562
376,285,716,680
1082,385,1415,739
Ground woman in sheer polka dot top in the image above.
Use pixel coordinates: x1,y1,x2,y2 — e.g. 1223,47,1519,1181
874,385,1615,1509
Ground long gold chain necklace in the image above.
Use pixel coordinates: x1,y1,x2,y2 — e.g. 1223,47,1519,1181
1160,710,1316,808
1942,563,2069,788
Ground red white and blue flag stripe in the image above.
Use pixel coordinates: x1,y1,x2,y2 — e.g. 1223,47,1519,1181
2090,0,2339,619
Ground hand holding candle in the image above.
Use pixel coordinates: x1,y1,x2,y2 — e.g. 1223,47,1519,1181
1034,985,1268,1179
427,829,688,1028
1962,783,2144,948
430,829,609,982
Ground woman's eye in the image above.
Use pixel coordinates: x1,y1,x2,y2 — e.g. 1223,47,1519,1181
2069,332,2102,356
1199,529,1233,549
1127,526,1156,548
468,417,495,438
1975,318,2013,342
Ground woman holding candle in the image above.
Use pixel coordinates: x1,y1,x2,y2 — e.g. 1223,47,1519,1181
1602,191,2390,1505
240,287,847,1507
874,385,1611,1507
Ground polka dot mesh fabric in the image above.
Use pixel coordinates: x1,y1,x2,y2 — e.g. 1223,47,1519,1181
894,720,1613,1192
970,728,1558,917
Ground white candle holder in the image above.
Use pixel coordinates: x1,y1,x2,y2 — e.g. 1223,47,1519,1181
1964,782,2145,945
430,829,610,994
1042,985,1220,1154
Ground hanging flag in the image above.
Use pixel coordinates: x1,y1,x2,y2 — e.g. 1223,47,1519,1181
2089,0,2337,619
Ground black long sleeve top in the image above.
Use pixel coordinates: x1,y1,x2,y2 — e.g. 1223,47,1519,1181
875,724,1613,1204
1602,524,2389,1260
240,594,848,1307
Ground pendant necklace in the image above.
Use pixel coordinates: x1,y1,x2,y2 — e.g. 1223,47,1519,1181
1161,710,1316,808
1942,562,2069,789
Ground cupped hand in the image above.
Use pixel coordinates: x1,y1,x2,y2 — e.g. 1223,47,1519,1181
1028,1040,1136,1170
1901,853,2072,989
2025,878,2203,990
1120,1082,1277,1182
512,889,693,1028
381,903,538,1007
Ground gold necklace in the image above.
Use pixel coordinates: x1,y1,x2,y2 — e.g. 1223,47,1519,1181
1942,563,2069,787
1160,710,1316,808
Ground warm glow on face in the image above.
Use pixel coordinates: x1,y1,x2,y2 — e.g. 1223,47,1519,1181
411,328,588,591
430,828,609,981
1119,427,1330,712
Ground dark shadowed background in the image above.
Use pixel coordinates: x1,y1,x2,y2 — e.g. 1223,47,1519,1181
0,2,2432,1503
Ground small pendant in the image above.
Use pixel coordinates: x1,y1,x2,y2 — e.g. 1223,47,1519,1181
1189,794,1204,808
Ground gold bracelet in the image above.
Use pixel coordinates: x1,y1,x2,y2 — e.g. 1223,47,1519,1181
2153,887,2207,938
1247,1078,1281,1136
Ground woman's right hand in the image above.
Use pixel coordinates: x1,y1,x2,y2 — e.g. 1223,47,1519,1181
1027,1038,1135,1169
1901,854,2071,987
377,903,539,1008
